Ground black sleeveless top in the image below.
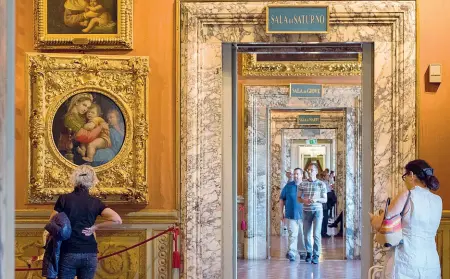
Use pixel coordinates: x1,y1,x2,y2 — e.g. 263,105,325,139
54,188,106,253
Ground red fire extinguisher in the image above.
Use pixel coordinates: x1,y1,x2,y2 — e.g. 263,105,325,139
239,205,247,231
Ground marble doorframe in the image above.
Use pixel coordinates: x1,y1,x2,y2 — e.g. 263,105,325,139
0,0,15,278
179,1,416,277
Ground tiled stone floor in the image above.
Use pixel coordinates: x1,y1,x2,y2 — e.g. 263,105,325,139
270,234,345,260
238,233,361,279
237,258,361,279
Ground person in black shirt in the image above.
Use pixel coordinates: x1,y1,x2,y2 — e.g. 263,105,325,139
48,165,122,279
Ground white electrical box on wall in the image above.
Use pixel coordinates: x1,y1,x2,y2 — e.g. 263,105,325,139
429,64,442,83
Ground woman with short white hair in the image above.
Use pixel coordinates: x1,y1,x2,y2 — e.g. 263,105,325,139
48,165,122,279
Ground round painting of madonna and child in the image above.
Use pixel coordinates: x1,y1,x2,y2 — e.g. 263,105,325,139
52,92,126,167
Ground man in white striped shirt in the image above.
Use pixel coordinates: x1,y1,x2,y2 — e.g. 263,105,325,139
297,163,327,264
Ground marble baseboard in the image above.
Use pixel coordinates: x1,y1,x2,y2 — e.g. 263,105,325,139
244,236,267,260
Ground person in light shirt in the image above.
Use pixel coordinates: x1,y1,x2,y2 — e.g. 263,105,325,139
297,163,327,264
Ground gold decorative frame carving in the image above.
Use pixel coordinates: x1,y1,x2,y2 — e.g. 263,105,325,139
152,230,173,279
34,0,133,50
15,229,148,279
241,53,361,77
27,53,149,204
96,230,147,279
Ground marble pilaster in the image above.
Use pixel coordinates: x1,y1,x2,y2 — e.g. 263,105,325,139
0,0,14,277
0,0,4,272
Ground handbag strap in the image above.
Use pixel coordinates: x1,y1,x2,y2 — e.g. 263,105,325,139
383,190,411,219
400,190,411,217
383,198,391,219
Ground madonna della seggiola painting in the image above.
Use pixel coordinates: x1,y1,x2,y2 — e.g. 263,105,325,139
27,53,148,204
53,92,125,167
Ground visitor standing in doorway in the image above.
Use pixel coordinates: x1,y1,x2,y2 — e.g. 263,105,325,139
280,168,304,261
298,163,327,264
319,172,331,238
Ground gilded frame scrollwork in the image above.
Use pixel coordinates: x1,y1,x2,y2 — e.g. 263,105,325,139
27,53,149,204
34,0,133,50
241,53,362,77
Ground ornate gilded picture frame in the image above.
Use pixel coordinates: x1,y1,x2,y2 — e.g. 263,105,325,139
27,53,149,204
34,0,133,50
241,53,362,77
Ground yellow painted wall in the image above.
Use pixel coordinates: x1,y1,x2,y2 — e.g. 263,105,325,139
14,0,450,212
15,0,177,211
418,0,450,210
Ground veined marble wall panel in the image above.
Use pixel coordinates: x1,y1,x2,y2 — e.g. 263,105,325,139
181,2,416,275
243,86,287,259
14,224,174,279
346,107,362,259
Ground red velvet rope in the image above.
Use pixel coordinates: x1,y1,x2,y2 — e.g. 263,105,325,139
15,226,177,272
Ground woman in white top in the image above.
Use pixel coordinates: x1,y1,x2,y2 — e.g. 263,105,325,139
371,159,442,279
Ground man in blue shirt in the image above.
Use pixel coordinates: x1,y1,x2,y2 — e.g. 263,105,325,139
280,167,304,261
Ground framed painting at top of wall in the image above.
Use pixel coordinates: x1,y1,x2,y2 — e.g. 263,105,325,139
34,0,133,50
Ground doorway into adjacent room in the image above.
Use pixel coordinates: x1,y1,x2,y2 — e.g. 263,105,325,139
233,43,366,278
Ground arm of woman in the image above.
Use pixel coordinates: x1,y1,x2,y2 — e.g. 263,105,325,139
369,190,409,231
64,113,102,143
49,210,58,221
385,189,410,219
82,208,122,236
90,5,103,12
75,125,103,143
369,212,384,231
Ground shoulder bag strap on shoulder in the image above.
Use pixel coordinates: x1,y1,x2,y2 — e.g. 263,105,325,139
384,198,391,219
400,190,411,217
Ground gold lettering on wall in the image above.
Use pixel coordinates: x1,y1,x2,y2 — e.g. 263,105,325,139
292,88,321,94
270,14,326,25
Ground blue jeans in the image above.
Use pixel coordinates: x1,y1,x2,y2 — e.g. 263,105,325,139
58,253,97,279
303,210,323,257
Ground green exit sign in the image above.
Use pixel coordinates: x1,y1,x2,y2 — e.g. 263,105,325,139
306,139,318,145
